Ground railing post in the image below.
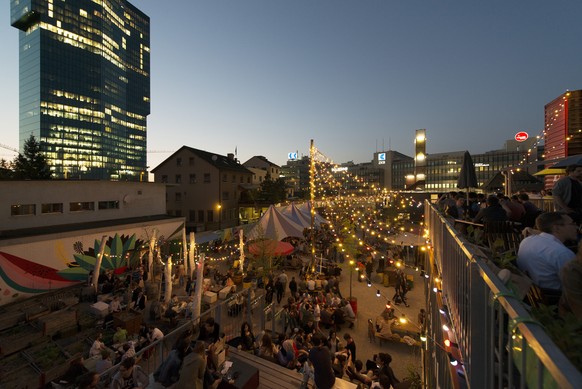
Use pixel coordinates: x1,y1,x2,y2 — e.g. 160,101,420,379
468,261,491,388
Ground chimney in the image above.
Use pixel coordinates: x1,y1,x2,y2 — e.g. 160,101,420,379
227,153,234,160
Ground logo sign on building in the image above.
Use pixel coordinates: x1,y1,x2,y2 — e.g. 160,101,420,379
288,152,298,160
514,131,529,142
378,152,386,165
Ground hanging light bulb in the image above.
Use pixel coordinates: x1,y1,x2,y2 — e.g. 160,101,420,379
448,353,458,366
376,290,381,297
443,323,450,332
367,280,372,287
399,314,407,324
420,333,427,342
444,339,451,347
385,301,392,309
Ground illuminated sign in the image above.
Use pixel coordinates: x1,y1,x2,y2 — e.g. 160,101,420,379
475,163,490,167
287,152,298,160
331,167,348,173
378,152,386,162
514,131,529,142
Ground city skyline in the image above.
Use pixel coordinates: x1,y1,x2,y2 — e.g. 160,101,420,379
1,1,582,170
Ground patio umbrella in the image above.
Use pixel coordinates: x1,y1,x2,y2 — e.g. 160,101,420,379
457,151,478,202
553,154,582,168
534,168,565,176
248,239,294,256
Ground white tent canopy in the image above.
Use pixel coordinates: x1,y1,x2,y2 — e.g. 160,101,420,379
296,202,329,226
247,205,305,241
279,202,312,228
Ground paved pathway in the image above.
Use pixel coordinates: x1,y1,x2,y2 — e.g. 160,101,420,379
332,261,424,381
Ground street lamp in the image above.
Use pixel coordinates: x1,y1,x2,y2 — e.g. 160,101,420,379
217,203,222,230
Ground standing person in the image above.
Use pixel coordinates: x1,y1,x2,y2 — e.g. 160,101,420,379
289,276,298,296
176,341,206,389
265,278,274,304
308,334,336,389
278,270,289,297
275,278,284,304
111,357,149,389
343,333,357,362
377,353,400,388
553,164,582,223
153,339,189,387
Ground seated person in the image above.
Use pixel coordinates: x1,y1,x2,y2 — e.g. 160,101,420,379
277,339,297,369
517,212,577,294
121,341,136,361
473,195,508,223
109,295,122,314
258,333,278,359
95,350,113,374
294,335,310,364
239,321,256,351
148,325,164,343
346,360,373,386
198,317,220,344
307,278,316,291
332,353,349,378
331,307,346,329
113,326,128,345
341,301,356,328
319,305,334,328
163,303,178,325
90,333,105,358
375,316,400,341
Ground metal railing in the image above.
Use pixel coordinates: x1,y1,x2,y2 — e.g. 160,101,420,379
424,201,582,388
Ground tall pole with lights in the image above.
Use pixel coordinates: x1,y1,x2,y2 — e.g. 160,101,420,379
309,139,316,267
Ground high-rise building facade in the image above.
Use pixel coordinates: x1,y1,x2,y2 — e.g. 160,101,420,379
544,90,582,163
11,0,150,180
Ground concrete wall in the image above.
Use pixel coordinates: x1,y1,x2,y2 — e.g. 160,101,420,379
0,181,167,231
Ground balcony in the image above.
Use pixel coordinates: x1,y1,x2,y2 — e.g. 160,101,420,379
423,201,581,388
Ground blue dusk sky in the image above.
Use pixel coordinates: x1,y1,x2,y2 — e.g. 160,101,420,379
1,1,581,169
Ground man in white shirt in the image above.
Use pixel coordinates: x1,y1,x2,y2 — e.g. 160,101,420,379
148,325,164,343
517,212,577,291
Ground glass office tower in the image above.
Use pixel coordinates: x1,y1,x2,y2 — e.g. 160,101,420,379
10,0,150,180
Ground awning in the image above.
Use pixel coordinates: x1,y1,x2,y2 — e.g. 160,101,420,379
534,168,565,176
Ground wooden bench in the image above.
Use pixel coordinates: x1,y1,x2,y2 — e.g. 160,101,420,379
228,347,360,389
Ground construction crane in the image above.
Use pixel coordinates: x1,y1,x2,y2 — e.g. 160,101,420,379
0,143,19,153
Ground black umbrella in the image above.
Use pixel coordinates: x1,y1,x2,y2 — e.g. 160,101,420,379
553,154,582,168
457,151,478,201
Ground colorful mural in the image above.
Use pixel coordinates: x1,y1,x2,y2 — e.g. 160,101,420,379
0,220,184,305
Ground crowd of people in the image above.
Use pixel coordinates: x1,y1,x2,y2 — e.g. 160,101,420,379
439,164,582,320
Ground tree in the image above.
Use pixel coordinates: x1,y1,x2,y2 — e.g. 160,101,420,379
12,135,52,179
0,159,13,179
258,177,287,204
